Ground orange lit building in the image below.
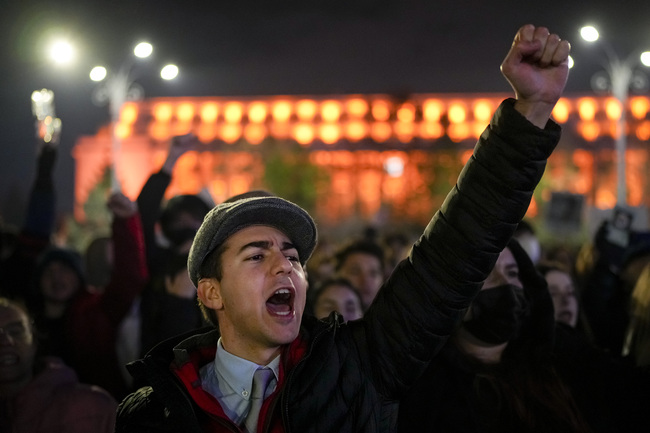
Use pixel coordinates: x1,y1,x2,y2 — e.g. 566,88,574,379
72,93,650,229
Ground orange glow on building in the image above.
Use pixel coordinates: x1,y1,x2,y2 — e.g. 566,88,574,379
176,103,195,122
552,98,571,123
200,103,219,123
422,99,443,122
321,100,342,122
396,103,416,123
293,122,315,145
447,102,467,124
578,98,598,121
346,98,369,118
472,99,493,123
72,93,650,226
272,100,292,122
247,102,268,123
631,96,650,119
153,103,173,122
120,102,138,124
605,97,622,121
371,100,391,121
224,102,244,123
296,99,317,121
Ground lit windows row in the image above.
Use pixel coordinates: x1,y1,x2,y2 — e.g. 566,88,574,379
119,95,650,127
119,97,505,126
114,95,650,143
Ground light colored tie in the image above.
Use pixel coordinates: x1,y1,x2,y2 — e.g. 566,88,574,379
244,368,275,433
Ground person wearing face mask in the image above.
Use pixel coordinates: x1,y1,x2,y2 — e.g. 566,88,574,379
398,239,650,433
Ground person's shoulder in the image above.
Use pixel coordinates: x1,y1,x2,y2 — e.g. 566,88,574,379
117,387,165,425
118,386,157,417
45,381,117,432
56,381,117,412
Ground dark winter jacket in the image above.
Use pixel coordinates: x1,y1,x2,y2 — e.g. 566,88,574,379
398,239,650,433
115,99,560,433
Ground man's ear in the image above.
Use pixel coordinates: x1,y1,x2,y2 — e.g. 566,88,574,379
197,278,224,311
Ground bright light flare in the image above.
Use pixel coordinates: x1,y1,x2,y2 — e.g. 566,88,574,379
134,42,153,58
580,26,599,42
384,156,405,178
568,55,575,69
160,64,179,80
48,40,75,65
90,66,107,81
641,51,650,67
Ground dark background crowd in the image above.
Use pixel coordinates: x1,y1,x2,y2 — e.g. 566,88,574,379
2,127,650,431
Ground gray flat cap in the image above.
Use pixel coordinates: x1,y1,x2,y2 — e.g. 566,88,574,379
187,196,317,286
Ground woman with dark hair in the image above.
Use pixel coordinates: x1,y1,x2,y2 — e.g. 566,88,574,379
398,239,650,433
537,260,595,343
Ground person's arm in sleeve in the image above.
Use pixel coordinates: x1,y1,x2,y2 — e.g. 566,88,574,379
136,134,197,267
360,24,571,396
100,192,149,323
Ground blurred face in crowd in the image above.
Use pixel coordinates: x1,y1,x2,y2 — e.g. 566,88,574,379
0,302,36,397
313,283,363,322
461,247,528,349
40,261,82,303
544,269,578,328
337,253,384,310
482,247,523,290
197,225,307,364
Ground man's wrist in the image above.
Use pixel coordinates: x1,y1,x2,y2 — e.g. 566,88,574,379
513,100,556,129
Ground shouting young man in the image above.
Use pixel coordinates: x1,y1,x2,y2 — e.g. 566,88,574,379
116,24,571,433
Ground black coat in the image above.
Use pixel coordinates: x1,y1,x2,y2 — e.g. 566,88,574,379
398,240,650,433
115,99,560,433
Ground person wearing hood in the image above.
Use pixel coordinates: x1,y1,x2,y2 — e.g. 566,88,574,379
398,239,650,433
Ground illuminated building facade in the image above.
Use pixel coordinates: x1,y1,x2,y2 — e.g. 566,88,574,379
72,93,650,229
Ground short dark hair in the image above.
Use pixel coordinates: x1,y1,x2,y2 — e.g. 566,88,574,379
334,240,385,272
160,194,210,238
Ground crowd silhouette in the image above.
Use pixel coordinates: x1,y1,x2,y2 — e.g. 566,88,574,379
1,23,649,433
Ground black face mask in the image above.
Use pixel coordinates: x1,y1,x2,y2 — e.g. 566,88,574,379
462,284,529,345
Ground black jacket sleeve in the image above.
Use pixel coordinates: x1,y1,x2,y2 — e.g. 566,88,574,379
361,99,561,397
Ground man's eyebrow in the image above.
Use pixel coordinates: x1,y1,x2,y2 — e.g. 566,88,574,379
238,240,297,254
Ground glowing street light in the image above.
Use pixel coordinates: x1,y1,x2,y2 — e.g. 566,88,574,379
579,25,650,206
48,39,75,65
90,41,179,190
160,64,179,80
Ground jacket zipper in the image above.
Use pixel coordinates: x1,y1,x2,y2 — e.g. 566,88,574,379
280,314,340,433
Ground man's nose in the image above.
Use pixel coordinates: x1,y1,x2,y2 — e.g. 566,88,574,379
272,252,293,274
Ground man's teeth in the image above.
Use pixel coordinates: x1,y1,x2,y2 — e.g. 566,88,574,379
275,289,290,295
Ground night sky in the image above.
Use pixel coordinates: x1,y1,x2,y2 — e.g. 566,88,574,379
2,0,649,226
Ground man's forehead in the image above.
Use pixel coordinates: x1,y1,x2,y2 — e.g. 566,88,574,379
0,305,28,327
224,224,295,247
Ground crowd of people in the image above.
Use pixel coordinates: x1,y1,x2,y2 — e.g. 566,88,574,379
1,23,649,433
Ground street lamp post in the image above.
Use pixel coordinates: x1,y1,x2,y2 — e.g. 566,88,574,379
579,25,650,206
90,42,179,191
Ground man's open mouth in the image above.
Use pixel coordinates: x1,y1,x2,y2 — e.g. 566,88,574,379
266,288,295,316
